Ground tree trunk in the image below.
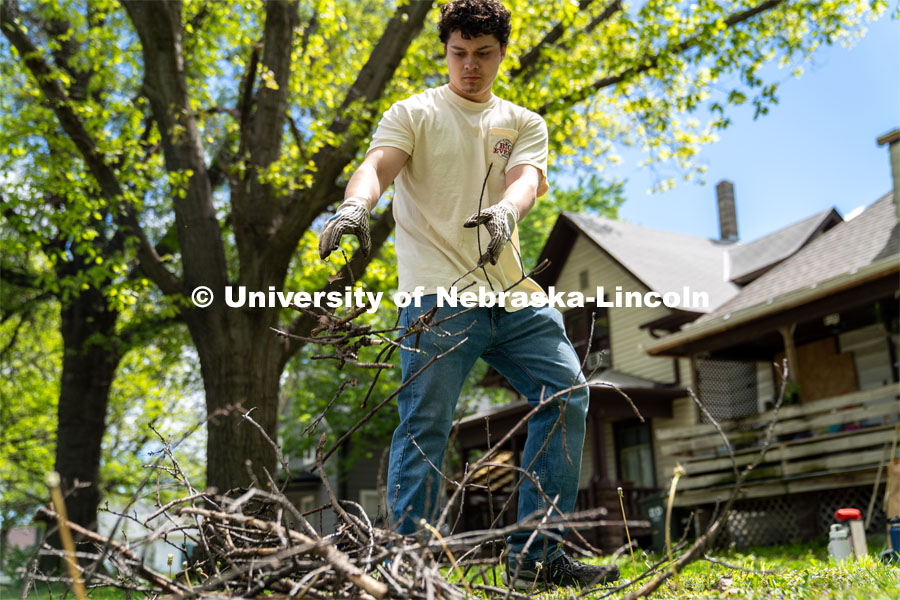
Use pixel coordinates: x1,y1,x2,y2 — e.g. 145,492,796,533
191,307,283,493
43,284,120,570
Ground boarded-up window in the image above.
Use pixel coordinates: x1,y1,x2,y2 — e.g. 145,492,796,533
775,336,858,402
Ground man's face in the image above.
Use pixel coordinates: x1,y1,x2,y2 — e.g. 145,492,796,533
444,30,506,103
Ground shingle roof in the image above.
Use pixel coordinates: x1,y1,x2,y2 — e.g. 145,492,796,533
563,212,741,312
727,209,840,283
697,193,898,323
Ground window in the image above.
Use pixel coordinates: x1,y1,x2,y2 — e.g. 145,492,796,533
615,420,655,488
564,303,611,363
359,490,381,520
299,494,317,514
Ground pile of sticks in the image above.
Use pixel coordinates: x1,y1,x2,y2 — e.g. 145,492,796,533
31,445,623,600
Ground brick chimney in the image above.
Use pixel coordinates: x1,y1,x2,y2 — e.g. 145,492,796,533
716,180,739,242
876,128,900,219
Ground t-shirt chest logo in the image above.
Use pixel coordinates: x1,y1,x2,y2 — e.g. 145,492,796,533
493,138,513,160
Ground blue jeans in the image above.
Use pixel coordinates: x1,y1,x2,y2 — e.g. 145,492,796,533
387,295,589,564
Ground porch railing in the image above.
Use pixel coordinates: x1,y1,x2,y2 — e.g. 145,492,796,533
655,383,900,507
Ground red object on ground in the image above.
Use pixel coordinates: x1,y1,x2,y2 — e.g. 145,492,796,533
835,508,862,521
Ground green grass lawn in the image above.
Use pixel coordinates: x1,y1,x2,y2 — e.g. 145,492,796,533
618,544,900,600
3,542,899,599
453,541,900,599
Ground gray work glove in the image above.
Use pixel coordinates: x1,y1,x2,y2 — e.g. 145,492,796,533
318,197,372,260
463,200,519,266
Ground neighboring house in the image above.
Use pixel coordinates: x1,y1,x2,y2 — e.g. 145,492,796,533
452,131,898,551
93,501,193,575
0,527,40,585
283,431,391,534
644,131,900,547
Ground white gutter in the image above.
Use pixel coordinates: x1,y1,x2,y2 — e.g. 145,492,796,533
644,256,900,356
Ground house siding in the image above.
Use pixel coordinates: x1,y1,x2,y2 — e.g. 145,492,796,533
603,421,617,481
580,426,593,489
757,361,776,412
840,323,894,390
678,357,693,390
344,446,389,521
554,236,678,383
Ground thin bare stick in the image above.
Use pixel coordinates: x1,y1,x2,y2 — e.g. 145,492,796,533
241,408,291,486
45,472,87,600
689,387,738,479
618,486,638,576
665,463,686,591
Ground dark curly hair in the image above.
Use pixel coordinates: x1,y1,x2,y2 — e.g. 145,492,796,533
438,0,511,46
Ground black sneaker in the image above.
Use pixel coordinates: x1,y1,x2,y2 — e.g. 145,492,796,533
503,553,620,590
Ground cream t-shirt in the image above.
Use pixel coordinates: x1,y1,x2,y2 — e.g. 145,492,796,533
368,84,549,306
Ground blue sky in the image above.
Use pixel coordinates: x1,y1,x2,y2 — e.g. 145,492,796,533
608,14,899,242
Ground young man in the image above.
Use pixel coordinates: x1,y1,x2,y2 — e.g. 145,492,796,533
318,0,619,589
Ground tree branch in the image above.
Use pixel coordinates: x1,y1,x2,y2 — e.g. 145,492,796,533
120,0,227,294
537,0,787,115
510,0,621,84
510,0,595,80
0,5,182,296
268,0,431,268
241,0,299,249
584,0,622,33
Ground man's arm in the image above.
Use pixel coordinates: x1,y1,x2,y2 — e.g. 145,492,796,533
501,163,541,222
344,146,411,209
462,163,542,266
318,146,409,260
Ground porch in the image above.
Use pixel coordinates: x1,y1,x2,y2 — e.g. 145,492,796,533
655,382,899,546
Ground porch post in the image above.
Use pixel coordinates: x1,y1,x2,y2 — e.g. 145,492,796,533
690,353,701,422
778,325,801,388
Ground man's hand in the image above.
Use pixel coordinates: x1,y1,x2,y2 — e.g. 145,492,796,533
463,200,519,266
318,197,372,260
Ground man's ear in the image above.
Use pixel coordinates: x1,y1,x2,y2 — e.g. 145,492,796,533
443,42,448,57
500,44,507,60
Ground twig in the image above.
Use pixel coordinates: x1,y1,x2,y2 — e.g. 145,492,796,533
665,464,686,591
421,521,473,597
315,433,368,543
690,387,737,479
315,335,470,468
177,507,388,598
44,472,87,600
242,407,291,487
618,486,638,576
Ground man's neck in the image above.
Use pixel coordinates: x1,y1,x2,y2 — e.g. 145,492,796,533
447,82,493,104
